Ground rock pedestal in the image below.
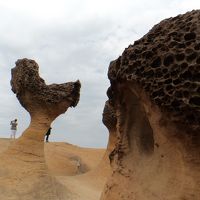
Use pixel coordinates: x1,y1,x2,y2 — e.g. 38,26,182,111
0,58,81,200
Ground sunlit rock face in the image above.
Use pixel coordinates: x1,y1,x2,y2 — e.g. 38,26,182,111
101,10,200,200
0,58,81,200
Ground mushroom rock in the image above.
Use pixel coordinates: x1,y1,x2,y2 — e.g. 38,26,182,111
101,10,200,200
0,58,81,199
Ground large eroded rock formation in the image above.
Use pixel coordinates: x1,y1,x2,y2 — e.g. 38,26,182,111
0,58,81,199
101,10,200,200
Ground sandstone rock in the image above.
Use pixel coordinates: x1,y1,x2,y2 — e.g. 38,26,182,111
0,58,81,200
11,58,80,121
101,10,200,200
102,100,117,156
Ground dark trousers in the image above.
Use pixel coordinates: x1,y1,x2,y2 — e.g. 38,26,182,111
46,134,50,142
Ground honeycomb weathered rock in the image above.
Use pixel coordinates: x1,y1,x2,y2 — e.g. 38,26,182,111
101,10,200,200
11,58,80,114
108,10,200,128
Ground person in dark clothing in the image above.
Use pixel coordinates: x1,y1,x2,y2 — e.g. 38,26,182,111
45,127,52,142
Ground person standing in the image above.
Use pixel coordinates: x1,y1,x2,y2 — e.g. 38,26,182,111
10,119,18,139
45,127,52,142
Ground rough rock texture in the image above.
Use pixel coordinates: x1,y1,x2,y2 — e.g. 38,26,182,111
101,10,200,200
108,10,200,128
11,58,80,119
102,100,117,156
0,58,81,200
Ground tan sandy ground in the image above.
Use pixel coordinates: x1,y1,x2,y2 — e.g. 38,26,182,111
0,138,109,200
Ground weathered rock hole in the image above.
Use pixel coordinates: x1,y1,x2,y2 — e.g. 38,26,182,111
162,68,168,73
189,83,197,89
161,46,168,51
186,52,197,62
151,88,165,98
164,78,172,84
173,79,181,85
144,70,154,78
134,48,142,54
185,41,192,46
145,51,153,59
185,48,193,54
121,58,128,65
196,57,200,64
174,90,183,98
162,94,171,103
180,70,192,79
175,53,185,61
172,64,180,71
128,53,137,60
183,90,190,98
155,69,163,78
186,16,193,22
151,57,161,68
169,31,178,37
185,27,190,32
189,96,200,106
177,43,186,49
140,66,145,72
180,62,188,69
163,55,174,66
169,41,178,48
158,81,163,87
184,32,196,41
171,99,181,107
171,70,178,77
190,25,197,31
154,97,162,106
194,43,200,50
144,83,151,92
156,43,163,49
189,65,197,72
164,73,170,79
174,36,181,42
165,84,173,92
184,82,191,87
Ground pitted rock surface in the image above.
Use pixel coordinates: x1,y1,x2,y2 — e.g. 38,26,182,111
102,100,117,132
108,10,200,127
11,58,81,112
101,10,200,200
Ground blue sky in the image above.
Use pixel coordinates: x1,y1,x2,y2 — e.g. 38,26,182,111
0,0,199,147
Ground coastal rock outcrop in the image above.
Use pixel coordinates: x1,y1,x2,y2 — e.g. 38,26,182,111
0,58,81,199
101,10,200,200
102,100,117,156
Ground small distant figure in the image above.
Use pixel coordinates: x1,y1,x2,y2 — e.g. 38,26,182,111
76,158,81,173
45,127,52,142
10,119,18,139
